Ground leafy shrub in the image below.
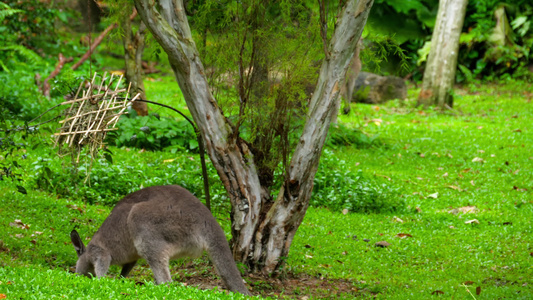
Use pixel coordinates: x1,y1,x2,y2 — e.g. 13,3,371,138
312,149,404,213
107,113,198,152
458,1,533,81
0,0,72,51
326,123,379,149
30,150,210,206
0,111,45,193
0,126,26,191
366,0,532,81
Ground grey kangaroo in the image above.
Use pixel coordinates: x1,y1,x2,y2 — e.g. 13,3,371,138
70,185,250,295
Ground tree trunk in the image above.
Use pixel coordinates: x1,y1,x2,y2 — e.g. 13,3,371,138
133,0,373,274
121,9,148,116
418,0,468,109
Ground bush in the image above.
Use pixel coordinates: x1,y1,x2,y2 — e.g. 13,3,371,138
30,150,211,206
106,113,198,152
326,123,380,149
312,149,405,213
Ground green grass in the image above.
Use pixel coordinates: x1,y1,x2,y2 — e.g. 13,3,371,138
0,266,248,299
288,80,533,298
1,80,532,299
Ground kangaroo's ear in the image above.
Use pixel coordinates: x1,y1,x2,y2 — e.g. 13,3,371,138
70,230,86,257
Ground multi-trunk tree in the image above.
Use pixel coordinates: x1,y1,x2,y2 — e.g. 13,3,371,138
418,0,468,108
132,0,374,274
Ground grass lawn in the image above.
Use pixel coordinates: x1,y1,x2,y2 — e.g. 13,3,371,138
0,79,531,299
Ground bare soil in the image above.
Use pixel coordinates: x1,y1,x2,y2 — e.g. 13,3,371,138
163,260,370,299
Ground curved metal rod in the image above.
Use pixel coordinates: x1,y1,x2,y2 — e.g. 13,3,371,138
126,99,211,211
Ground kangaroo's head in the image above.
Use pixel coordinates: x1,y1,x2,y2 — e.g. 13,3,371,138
70,230,95,277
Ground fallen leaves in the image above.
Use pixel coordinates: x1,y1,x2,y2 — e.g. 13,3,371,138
392,216,404,223
66,204,84,214
465,219,480,225
447,185,463,192
448,206,478,214
375,241,390,248
395,233,413,239
472,157,485,163
9,220,29,230
427,192,439,199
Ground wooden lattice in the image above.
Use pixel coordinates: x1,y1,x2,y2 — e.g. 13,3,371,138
55,72,139,161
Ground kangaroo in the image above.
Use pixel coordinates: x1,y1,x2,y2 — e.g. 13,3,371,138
340,38,363,115
70,185,250,295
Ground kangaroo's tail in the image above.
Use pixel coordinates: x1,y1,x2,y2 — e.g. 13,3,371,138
206,225,251,296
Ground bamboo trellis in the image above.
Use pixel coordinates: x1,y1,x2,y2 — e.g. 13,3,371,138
55,72,139,162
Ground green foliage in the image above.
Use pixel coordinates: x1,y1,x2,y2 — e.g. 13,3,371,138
0,0,80,121
189,0,324,187
325,123,379,149
29,148,213,206
107,114,198,152
365,0,532,81
312,149,405,213
0,67,54,121
458,1,532,81
0,124,26,191
0,2,40,71
0,106,46,194
0,2,22,20
0,0,70,49
368,0,438,44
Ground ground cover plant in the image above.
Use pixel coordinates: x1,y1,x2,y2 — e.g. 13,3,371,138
1,78,531,299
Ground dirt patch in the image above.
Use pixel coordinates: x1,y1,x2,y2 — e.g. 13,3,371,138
162,260,374,299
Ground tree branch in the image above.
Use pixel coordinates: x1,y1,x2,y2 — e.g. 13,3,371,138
71,10,137,71
42,53,73,97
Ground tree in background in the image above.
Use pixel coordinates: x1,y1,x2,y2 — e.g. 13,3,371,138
120,7,148,116
132,0,373,274
418,0,468,108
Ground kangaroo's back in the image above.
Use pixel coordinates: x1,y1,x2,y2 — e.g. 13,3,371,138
126,185,220,258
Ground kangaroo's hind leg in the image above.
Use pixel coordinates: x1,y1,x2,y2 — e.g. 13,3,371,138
145,256,171,284
133,237,172,284
120,261,137,278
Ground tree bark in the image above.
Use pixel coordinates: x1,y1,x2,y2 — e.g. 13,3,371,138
121,9,148,116
418,0,468,109
133,0,373,274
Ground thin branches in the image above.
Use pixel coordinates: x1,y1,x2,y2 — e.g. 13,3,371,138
318,0,330,59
